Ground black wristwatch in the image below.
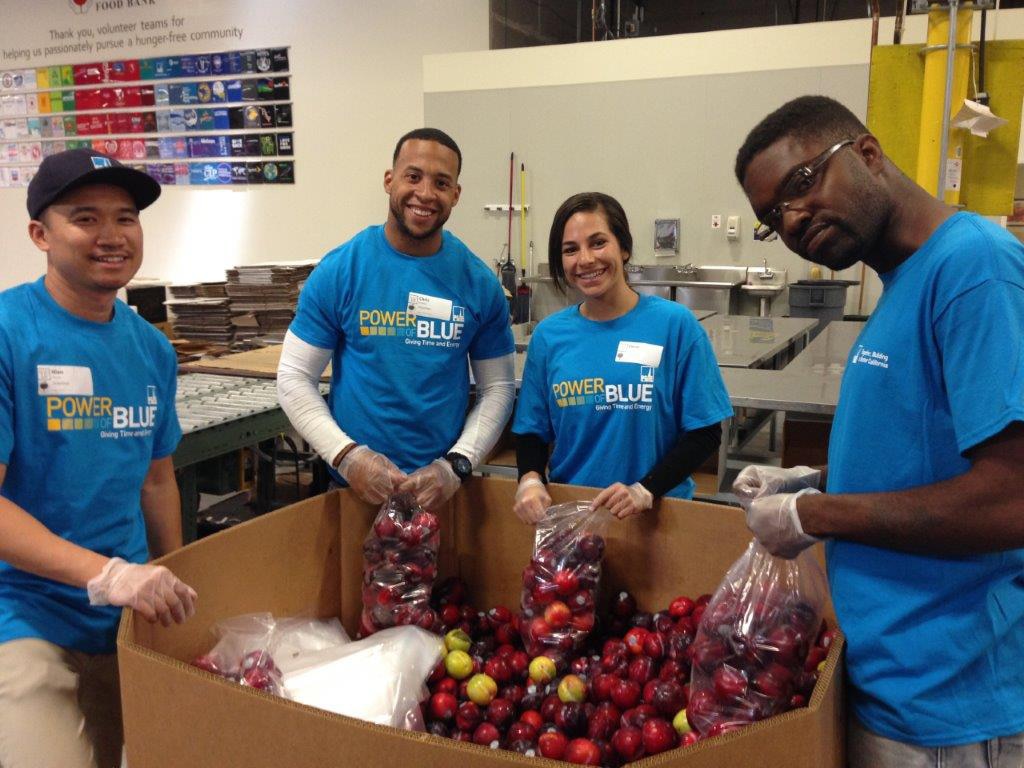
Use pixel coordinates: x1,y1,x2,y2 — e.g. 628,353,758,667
445,452,473,482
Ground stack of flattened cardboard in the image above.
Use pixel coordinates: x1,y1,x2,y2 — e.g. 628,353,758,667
225,260,317,343
164,282,234,345
167,284,198,300
164,297,235,344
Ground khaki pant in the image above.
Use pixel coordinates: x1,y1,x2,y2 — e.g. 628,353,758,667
849,714,1024,768
0,638,122,768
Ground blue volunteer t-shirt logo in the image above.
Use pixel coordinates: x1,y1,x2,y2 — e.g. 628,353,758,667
91,156,112,169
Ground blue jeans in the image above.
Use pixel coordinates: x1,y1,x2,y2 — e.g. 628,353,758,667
849,715,1024,768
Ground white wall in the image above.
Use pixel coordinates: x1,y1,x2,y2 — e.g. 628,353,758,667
424,10,1024,317
0,0,487,289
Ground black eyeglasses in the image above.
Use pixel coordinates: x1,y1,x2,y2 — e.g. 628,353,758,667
753,139,856,242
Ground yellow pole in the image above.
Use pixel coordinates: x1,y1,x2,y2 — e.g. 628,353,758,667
915,3,974,204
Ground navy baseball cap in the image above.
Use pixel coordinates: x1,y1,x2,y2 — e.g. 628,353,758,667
27,148,161,220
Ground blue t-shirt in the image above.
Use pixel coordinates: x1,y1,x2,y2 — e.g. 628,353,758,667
512,295,732,498
827,213,1024,746
289,225,514,474
0,278,181,654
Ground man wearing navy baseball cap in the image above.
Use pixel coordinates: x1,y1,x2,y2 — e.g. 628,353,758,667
0,149,196,767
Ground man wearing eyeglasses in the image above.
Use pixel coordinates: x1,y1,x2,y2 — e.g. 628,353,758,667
732,95,1024,767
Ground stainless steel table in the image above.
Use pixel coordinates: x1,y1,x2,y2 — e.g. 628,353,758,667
700,315,818,369
721,321,863,414
713,320,864,493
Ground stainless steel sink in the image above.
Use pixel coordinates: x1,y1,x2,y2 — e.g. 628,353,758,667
625,265,745,314
626,264,672,299
626,265,746,288
624,264,801,317
675,267,744,314
741,267,787,316
687,266,748,287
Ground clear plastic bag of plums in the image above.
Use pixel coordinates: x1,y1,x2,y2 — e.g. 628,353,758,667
519,501,612,667
686,541,828,738
190,613,350,695
360,492,441,636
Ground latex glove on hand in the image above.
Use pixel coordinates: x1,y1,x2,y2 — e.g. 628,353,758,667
338,445,406,504
87,557,197,627
591,482,653,520
398,459,461,510
745,487,822,558
732,464,822,503
513,477,551,525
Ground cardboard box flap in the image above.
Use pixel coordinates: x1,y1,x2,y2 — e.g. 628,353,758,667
453,478,759,615
123,492,341,662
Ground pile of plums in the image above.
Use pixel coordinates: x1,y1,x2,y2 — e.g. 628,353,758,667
423,576,834,766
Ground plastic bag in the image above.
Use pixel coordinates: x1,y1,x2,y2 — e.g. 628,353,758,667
519,501,611,664
686,541,828,738
360,492,441,636
274,616,351,674
191,614,351,692
190,613,283,693
281,625,444,730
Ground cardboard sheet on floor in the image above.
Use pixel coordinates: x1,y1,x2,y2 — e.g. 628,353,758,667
179,344,331,380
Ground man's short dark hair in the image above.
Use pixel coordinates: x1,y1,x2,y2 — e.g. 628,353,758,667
735,95,868,184
392,128,462,176
548,192,633,294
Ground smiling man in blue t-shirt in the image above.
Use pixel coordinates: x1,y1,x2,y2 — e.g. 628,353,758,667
0,149,197,767
732,96,1024,767
277,129,515,510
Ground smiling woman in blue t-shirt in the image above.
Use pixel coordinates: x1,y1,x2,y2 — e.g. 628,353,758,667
511,192,732,523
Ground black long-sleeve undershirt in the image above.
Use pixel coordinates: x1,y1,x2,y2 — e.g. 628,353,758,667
514,422,722,498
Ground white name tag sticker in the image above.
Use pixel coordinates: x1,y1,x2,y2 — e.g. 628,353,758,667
37,364,94,396
614,341,663,367
407,292,453,321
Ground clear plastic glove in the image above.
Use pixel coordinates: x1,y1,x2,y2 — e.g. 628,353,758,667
745,488,822,559
338,445,406,504
87,557,197,627
591,482,653,520
513,477,551,524
397,459,461,510
732,464,822,502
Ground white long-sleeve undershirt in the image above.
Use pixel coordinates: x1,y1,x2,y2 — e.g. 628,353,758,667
276,330,515,468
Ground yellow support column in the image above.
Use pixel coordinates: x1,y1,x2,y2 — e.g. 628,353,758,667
915,3,974,203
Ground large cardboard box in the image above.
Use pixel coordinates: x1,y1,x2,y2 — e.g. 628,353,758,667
119,477,844,767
